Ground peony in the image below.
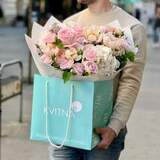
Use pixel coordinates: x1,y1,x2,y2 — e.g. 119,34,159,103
40,54,52,64
83,61,98,74
58,27,76,45
42,32,56,43
74,26,84,38
59,57,74,70
65,27,87,48
73,63,85,75
84,47,97,62
74,26,88,44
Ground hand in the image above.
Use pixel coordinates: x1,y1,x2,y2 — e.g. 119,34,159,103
95,127,116,150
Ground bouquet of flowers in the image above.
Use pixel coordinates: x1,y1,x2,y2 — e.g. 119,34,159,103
26,17,139,150
25,16,138,82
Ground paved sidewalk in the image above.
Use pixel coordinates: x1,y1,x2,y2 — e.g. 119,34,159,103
0,27,160,160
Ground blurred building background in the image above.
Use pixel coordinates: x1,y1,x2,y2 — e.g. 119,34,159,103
0,0,160,160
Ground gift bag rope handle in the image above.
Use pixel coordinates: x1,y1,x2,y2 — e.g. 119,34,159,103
45,81,73,149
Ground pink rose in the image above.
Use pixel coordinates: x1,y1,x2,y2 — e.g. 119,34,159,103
84,47,97,62
58,27,76,45
73,63,85,75
83,61,98,74
74,26,87,45
59,58,74,70
43,32,56,43
103,33,116,46
40,54,52,64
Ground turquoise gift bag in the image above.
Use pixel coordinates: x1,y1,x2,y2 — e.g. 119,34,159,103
31,74,113,150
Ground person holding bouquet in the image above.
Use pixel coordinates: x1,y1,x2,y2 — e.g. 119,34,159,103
48,0,146,159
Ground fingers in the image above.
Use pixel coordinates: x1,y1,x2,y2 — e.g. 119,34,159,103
95,128,109,149
95,127,116,150
95,127,107,134
97,139,110,149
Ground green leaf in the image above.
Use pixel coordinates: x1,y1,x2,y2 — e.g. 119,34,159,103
63,71,73,83
116,51,135,69
125,51,135,62
55,37,64,49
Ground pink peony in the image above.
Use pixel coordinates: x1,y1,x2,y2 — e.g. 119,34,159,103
73,26,84,38
84,47,97,62
73,63,85,75
83,61,98,74
40,54,52,64
59,58,74,70
43,32,56,43
74,26,88,45
58,27,76,45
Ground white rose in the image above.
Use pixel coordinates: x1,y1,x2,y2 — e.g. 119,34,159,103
65,48,78,59
84,26,101,43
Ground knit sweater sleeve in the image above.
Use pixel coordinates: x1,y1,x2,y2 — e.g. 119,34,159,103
108,24,147,135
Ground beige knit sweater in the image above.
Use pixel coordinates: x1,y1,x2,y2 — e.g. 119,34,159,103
64,6,147,135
